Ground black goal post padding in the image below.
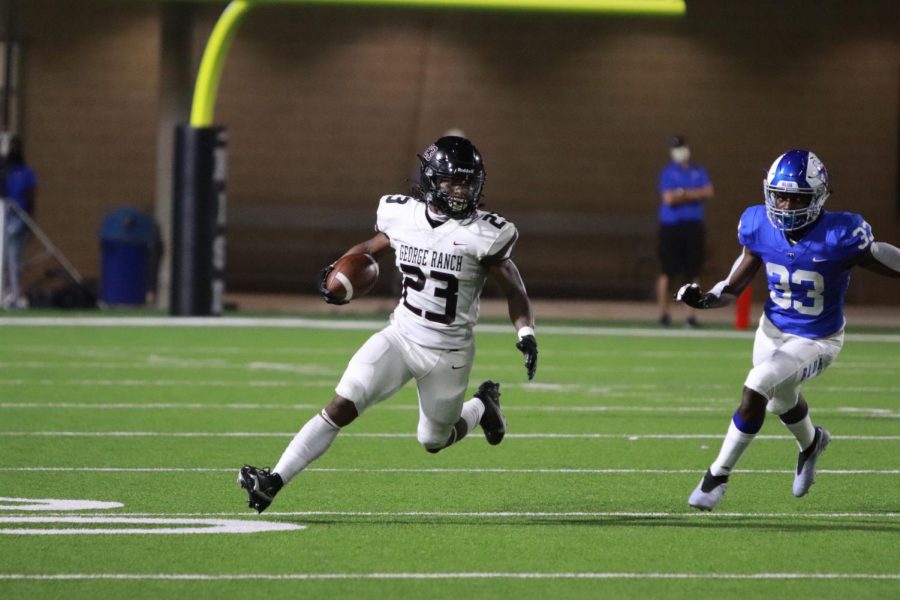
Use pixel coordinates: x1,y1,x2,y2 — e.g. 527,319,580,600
170,125,227,316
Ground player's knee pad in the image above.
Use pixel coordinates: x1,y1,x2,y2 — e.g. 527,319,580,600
745,364,800,416
766,394,798,416
745,363,782,405
417,421,453,452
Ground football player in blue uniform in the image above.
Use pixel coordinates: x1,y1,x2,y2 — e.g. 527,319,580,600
676,149,900,510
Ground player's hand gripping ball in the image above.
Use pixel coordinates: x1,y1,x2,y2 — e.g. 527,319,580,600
321,253,379,304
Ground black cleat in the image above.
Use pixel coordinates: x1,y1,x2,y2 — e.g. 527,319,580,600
237,465,283,513
475,380,506,445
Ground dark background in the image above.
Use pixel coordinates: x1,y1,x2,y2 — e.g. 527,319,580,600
13,0,900,304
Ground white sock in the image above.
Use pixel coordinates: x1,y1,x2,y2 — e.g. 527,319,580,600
783,414,816,452
461,398,485,434
273,410,340,484
709,420,756,477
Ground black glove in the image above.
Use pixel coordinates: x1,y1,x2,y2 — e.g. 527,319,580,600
318,264,348,305
515,334,538,380
675,283,713,309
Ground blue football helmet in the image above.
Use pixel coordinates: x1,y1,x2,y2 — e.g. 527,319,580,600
416,136,485,220
763,150,830,231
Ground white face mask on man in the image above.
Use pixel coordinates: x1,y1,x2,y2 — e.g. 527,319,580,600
670,146,691,164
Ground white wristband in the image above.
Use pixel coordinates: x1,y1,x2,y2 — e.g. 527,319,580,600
517,326,535,340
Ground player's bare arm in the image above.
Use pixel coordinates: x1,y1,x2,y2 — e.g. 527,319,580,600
487,258,533,330
339,231,392,260
487,258,538,380
676,247,762,309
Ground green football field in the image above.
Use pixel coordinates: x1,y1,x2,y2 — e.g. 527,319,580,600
0,315,898,599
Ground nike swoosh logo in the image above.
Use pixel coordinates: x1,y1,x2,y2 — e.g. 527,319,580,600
812,257,827,263
451,365,466,370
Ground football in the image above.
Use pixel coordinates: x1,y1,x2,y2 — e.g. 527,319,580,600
326,253,379,302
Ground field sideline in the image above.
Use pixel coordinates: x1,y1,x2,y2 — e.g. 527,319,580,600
0,316,897,599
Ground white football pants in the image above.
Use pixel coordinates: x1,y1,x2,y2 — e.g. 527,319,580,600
335,325,475,448
744,314,844,415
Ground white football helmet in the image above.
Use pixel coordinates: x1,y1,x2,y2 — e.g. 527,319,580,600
763,150,830,231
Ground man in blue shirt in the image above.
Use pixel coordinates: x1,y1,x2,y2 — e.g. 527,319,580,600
657,135,714,327
2,136,37,309
676,149,900,511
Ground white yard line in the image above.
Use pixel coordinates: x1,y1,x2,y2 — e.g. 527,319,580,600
0,572,897,581
0,379,293,387
2,316,899,342
3,380,898,396
71,510,900,519
2,402,897,418
0,361,336,375
0,516,303,535
0,466,897,475
0,402,321,410
1,431,897,441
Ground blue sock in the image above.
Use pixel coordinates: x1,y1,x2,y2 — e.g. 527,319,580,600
731,410,764,435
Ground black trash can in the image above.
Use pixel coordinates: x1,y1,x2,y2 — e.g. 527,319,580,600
99,207,156,305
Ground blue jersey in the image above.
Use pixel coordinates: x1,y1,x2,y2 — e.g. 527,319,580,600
3,164,37,232
738,205,874,338
658,162,710,225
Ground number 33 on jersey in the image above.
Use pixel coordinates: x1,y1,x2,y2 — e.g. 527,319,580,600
739,204,874,337
377,194,518,349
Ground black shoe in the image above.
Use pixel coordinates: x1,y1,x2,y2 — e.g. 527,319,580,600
237,465,283,513
659,314,671,327
475,380,506,445
685,317,701,329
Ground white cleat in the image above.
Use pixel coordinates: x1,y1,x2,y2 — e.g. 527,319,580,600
688,470,729,511
793,426,830,498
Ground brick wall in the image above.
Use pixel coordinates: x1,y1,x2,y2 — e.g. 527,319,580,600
21,3,160,288
18,0,900,304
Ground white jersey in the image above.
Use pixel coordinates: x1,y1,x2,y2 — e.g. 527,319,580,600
376,194,518,349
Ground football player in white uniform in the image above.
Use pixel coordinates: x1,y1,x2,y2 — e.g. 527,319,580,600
239,136,538,513
677,149,900,511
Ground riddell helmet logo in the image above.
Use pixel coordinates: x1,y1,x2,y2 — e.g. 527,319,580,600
456,168,474,174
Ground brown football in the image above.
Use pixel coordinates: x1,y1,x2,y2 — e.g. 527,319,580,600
326,253,379,302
